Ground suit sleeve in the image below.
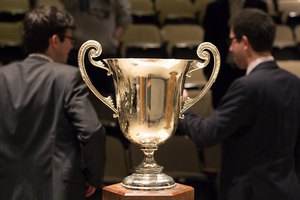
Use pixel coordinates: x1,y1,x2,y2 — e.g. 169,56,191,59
178,79,253,148
64,70,106,189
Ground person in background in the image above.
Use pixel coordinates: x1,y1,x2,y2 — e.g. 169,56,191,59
0,5,106,200
61,0,132,95
180,8,300,200
203,0,267,108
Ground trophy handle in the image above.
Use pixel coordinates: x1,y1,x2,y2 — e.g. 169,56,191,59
179,42,220,119
78,40,118,118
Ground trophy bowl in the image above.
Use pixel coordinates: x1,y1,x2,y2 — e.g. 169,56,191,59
78,40,220,190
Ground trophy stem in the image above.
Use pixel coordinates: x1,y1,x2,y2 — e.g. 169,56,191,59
135,145,163,174
121,145,176,190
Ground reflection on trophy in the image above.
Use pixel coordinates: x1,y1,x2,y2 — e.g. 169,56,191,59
78,40,220,191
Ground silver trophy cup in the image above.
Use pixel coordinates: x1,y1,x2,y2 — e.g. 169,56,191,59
78,40,220,190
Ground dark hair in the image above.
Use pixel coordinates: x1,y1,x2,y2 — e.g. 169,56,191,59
228,8,276,52
23,5,77,54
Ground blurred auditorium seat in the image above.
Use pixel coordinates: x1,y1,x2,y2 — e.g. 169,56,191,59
272,24,300,60
103,135,129,186
155,0,197,26
278,0,300,25
35,0,65,10
0,21,24,64
263,0,277,16
161,24,204,59
120,24,167,58
186,89,214,118
277,60,300,78
286,11,300,30
262,0,281,23
0,21,23,47
129,0,159,26
295,24,300,44
0,0,30,21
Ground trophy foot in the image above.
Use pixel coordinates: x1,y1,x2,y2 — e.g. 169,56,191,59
121,145,176,190
121,173,176,191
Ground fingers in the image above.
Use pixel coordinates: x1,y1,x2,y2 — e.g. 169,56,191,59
86,182,96,197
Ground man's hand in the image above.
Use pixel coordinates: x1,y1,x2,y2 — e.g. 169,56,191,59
86,182,96,197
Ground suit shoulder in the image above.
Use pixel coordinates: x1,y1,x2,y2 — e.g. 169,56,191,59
48,63,80,76
50,63,78,71
0,61,22,71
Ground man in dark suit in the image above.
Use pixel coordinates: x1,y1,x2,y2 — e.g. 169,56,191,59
203,0,267,108
180,8,300,199
0,6,106,200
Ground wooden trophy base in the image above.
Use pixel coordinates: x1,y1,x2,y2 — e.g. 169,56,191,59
102,183,194,200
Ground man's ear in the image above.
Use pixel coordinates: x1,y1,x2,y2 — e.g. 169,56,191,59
49,34,60,49
242,35,250,50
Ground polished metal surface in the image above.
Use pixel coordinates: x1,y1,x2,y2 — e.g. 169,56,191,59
78,40,220,190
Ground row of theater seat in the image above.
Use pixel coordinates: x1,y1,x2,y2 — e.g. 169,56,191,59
130,0,211,27
273,24,300,60
1,0,299,27
120,24,204,58
130,0,300,27
120,23,300,60
0,0,64,19
1,0,300,62
1,22,300,71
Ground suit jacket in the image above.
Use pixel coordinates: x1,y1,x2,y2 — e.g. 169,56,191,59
179,61,300,200
0,56,106,200
203,0,267,108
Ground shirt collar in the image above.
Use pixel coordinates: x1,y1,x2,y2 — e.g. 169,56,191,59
246,56,274,75
28,53,53,62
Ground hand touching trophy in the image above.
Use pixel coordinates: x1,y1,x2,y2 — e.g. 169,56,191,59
78,40,220,190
